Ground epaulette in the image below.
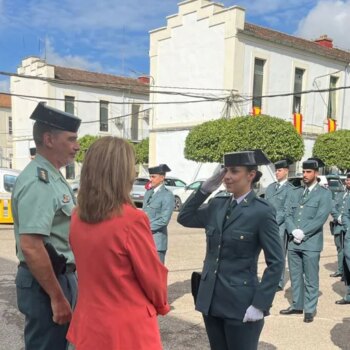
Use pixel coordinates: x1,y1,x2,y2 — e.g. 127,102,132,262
255,196,270,206
37,167,49,183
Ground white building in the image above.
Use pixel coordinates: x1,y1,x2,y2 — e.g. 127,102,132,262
149,0,350,183
0,94,13,168
11,57,149,177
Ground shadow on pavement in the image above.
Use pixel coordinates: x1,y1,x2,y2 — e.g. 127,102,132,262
330,317,350,349
324,262,338,273
168,279,191,305
332,280,347,298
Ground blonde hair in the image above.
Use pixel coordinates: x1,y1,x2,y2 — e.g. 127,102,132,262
77,137,135,223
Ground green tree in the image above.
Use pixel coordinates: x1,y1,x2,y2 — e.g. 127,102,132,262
184,115,304,163
76,135,100,163
313,130,350,171
134,137,149,165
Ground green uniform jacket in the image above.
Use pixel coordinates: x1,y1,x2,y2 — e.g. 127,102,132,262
330,191,350,235
265,181,294,236
11,154,76,264
142,184,175,252
177,189,283,320
285,184,332,252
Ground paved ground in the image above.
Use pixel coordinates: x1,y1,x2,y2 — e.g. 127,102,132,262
1,214,350,350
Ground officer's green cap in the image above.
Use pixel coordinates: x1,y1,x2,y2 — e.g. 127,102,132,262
224,149,270,167
149,164,171,175
30,102,81,132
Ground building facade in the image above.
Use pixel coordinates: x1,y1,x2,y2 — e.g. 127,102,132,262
0,94,13,168
11,57,149,177
149,0,350,183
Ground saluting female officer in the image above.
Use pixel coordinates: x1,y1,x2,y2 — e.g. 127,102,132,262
178,150,283,350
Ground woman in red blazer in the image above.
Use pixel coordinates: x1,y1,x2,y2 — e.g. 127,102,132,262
67,137,170,350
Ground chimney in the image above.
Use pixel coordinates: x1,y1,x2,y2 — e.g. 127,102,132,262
314,35,333,48
137,76,150,84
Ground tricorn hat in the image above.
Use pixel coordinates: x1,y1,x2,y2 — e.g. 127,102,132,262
302,157,325,170
223,149,271,167
30,102,81,133
274,158,293,170
148,164,171,175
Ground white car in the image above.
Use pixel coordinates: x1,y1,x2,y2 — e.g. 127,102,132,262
173,180,227,211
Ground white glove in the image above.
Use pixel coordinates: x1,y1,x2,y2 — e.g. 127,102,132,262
293,237,302,244
243,305,264,323
292,229,305,241
201,169,225,194
338,215,342,225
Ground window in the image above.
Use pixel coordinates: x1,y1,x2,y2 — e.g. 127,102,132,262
164,179,174,187
100,101,109,132
328,76,338,119
188,181,203,190
174,180,186,187
134,178,149,186
8,116,12,135
4,174,17,192
64,96,75,114
293,68,304,113
252,59,265,109
131,104,140,140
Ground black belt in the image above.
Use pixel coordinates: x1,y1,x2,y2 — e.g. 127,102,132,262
19,262,76,274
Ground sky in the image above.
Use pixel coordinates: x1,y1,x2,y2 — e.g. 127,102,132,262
1,0,350,92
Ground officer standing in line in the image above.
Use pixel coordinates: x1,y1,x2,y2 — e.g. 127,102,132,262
280,158,332,323
142,164,175,263
265,159,294,291
329,173,350,279
335,175,350,305
178,150,283,350
12,102,80,350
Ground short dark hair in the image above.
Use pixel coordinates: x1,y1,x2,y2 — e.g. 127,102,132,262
33,121,61,146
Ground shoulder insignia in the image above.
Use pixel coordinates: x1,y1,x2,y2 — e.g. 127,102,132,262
37,167,49,183
255,197,270,206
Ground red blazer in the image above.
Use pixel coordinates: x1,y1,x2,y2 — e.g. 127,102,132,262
67,204,170,350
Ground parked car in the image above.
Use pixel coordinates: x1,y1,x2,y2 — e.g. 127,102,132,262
173,179,205,211
69,176,80,194
287,175,344,199
131,176,187,206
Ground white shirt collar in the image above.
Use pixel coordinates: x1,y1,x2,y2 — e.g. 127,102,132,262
305,181,318,193
278,179,288,186
233,190,251,204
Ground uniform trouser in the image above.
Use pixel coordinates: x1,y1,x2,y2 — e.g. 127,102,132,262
157,251,166,264
203,314,264,350
279,231,288,288
288,249,320,314
334,233,344,274
15,266,77,350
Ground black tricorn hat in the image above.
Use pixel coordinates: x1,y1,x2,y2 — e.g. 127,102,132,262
148,164,171,175
346,172,350,179
274,158,293,169
30,102,81,132
224,149,271,167
302,157,325,170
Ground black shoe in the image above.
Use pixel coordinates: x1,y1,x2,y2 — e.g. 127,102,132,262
330,272,342,278
304,313,314,323
335,299,350,305
280,307,303,315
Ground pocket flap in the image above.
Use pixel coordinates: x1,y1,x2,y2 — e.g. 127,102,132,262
61,203,73,217
146,304,157,317
231,232,254,242
15,274,33,288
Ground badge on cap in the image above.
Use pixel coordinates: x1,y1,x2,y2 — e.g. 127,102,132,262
37,167,49,183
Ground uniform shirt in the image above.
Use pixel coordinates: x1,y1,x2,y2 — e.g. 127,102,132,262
11,154,76,264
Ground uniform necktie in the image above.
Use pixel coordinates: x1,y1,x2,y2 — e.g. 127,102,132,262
146,189,154,204
224,199,237,223
275,183,280,191
302,188,309,199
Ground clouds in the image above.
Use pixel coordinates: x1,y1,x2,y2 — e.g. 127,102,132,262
296,0,350,50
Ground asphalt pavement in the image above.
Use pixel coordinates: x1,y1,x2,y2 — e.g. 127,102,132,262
1,213,350,349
